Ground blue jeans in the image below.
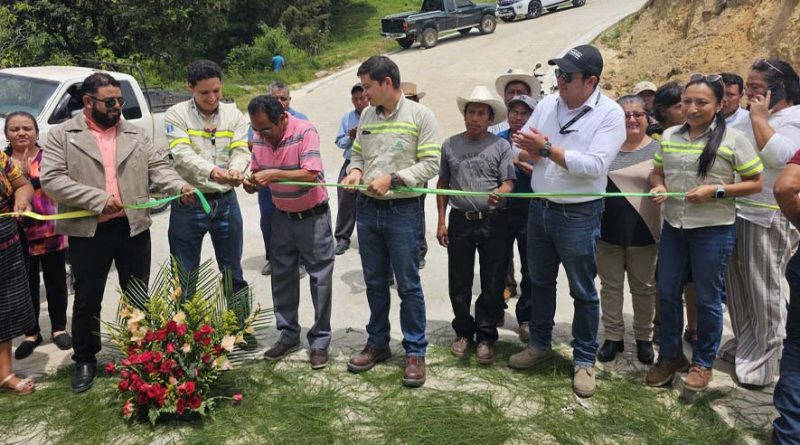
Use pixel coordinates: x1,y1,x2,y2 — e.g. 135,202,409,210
168,190,247,293
258,187,274,260
774,250,800,444
526,199,603,367
356,195,427,356
656,222,735,368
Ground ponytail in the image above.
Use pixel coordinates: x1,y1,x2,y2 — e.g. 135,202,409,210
697,112,725,178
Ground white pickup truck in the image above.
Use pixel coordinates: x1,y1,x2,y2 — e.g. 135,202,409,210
0,65,190,156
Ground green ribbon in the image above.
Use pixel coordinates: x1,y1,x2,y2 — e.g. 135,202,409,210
276,181,781,211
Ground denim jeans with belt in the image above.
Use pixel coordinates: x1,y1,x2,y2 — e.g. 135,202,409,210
168,190,247,294
526,198,603,367
356,195,427,356
656,222,735,368
774,250,800,444
258,186,274,260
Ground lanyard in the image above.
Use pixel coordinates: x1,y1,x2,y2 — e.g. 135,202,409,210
557,93,601,134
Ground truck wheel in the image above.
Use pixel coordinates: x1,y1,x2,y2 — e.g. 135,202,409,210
572,0,586,6
527,1,543,19
421,28,438,48
478,15,497,34
397,37,414,49
458,28,471,35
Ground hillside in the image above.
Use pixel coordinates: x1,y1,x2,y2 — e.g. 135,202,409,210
596,0,800,96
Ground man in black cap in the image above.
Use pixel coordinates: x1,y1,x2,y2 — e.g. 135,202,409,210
508,44,626,399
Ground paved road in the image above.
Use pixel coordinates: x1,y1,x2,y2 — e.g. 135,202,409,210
16,0,655,375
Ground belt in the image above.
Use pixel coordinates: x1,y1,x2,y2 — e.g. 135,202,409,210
201,190,234,201
359,195,418,208
532,197,601,209
278,202,329,221
451,209,502,221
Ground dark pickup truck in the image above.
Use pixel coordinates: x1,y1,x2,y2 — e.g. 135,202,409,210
381,0,497,49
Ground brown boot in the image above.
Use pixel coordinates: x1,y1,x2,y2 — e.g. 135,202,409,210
347,344,392,373
403,356,426,387
309,348,329,370
476,342,496,365
645,355,690,387
684,364,713,392
451,337,470,358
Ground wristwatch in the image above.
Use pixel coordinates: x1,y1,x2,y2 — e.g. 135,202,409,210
390,173,404,188
715,185,726,199
539,141,552,158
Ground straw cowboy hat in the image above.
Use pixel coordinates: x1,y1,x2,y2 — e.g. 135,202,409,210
400,82,426,99
495,68,541,98
456,85,507,126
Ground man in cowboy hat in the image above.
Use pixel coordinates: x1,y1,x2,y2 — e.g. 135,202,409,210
490,69,542,134
437,85,515,365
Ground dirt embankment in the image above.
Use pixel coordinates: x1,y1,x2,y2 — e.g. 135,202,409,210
596,0,800,96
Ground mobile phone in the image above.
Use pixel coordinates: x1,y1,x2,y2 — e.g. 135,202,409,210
769,84,786,109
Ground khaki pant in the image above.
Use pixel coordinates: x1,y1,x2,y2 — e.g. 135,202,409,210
597,240,657,341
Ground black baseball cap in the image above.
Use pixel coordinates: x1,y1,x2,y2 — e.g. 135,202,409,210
548,45,604,77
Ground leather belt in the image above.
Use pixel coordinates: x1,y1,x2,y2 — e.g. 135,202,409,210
279,202,329,221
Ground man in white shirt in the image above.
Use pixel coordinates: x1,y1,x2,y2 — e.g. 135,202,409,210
509,44,625,398
722,72,749,129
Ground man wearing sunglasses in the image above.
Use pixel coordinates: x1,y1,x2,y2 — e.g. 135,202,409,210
509,44,626,399
41,72,194,392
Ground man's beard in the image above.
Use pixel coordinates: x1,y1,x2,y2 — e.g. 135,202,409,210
91,105,121,128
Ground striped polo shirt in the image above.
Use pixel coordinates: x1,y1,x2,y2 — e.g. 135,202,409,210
251,113,328,212
653,122,763,229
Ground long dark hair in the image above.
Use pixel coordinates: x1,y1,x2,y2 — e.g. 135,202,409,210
751,58,800,105
4,111,39,155
685,78,725,178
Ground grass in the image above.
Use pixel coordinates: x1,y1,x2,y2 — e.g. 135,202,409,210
596,12,638,51
0,341,749,445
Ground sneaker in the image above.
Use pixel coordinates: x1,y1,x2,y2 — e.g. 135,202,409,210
645,355,690,387
684,364,713,392
476,342,496,365
518,322,530,343
451,337,470,358
261,261,272,276
596,340,624,363
335,240,349,255
263,342,300,361
573,366,596,398
508,346,552,370
299,264,307,279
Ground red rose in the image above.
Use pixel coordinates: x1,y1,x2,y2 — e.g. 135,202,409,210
137,392,148,405
105,362,116,375
178,381,196,395
130,381,140,392
201,354,212,364
120,370,131,380
175,398,187,415
233,393,243,404
138,383,149,394
147,383,163,399
121,358,132,367
166,320,178,334
166,343,176,354
194,324,214,341
174,368,186,379
130,373,141,382
200,336,212,346
187,394,202,409
127,345,139,356
144,331,155,343
138,351,153,363
160,359,176,374
213,345,223,355
144,362,156,374
118,380,130,392
155,329,168,342
176,323,187,336
152,352,164,363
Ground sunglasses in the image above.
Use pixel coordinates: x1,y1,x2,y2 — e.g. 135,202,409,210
755,58,785,75
88,96,125,108
689,73,722,84
624,111,647,119
555,69,580,83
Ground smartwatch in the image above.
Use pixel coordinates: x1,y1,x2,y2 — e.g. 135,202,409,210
539,141,552,158
715,185,725,199
390,173,404,188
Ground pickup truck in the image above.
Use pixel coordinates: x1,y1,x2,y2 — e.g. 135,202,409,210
0,63,192,211
381,0,497,49
496,0,586,22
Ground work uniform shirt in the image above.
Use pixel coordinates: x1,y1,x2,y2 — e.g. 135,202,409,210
653,122,763,229
250,113,327,213
335,109,361,160
165,99,250,193
347,95,441,199
521,88,626,203
439,133,515,211
729,105,800,228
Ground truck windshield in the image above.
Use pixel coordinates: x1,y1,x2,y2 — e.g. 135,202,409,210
0,74,59,119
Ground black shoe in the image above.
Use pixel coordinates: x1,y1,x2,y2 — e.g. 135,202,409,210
14,334,42,360
52,332,73,351
597,340,624,362
71,362,96,393
335,240,350,255
636,340,655,365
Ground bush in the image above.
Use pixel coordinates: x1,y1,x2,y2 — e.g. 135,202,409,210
225,25,306,75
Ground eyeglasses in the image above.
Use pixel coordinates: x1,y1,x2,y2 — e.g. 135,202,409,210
689,73,722,84
624,111,647,119
88,96,125,108
555,69,580,83
755,58,785,75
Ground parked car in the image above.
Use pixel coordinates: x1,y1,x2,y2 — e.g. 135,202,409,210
496,0,586,22
381,0,497,49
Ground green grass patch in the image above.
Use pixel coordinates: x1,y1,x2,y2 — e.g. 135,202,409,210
0,344,748,444
596,12,638,51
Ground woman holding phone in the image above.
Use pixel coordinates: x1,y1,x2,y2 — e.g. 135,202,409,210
646,74,763,392
722,59,800,387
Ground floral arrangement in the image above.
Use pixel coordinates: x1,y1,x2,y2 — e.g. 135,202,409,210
104,260,264,424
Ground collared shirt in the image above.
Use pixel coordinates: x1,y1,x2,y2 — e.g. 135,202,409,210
489,119,510,135
725,107,750,129
729,105,800,227
250,113,328,212
165,99,250,193
521,88,626,203
85,113,124,221
247,108,309,142
654,122,763,229
347,94,441,199
335,109,362,160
